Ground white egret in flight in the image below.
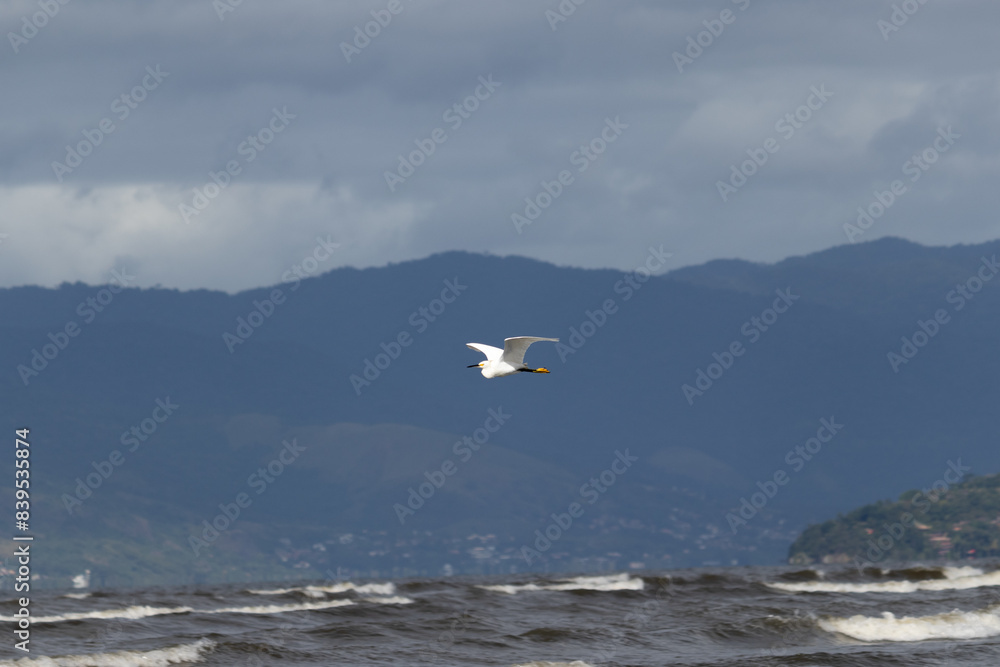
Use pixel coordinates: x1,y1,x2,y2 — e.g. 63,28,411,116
466,337,559,378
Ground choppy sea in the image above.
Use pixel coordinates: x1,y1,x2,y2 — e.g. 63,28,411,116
3,563,1000,666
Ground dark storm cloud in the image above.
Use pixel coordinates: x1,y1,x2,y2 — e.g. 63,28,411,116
1,0,998,290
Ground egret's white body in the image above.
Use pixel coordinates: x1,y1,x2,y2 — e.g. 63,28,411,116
466,336,559,378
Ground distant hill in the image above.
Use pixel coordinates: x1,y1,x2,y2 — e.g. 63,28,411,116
788,470,1000,566
2,236,1000,587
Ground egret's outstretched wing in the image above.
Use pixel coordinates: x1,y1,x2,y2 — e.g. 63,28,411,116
466,343,504,361
502,336,559,365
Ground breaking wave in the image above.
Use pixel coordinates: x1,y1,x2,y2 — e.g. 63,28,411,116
819,606,1000,642
247,581,396,597
481,573,643,594
0,605,196,624
0,638,214,666
769,567,1000,594
1,598,360,624
362,595,414,605
203,599,355,614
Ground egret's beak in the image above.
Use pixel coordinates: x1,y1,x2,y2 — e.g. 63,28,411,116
467,363,483,368
533,367,550,373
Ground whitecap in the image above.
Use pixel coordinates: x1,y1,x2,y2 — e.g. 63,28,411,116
0,598,356,624
548,573,644,591
203,599,354,615
361,596,414,605
819,606,1000,642
481,573,643,594
0,605,195,624
943,566,984,579
480,583,544,594
0,638,214,666
247,581,395,597
768,569,1000,594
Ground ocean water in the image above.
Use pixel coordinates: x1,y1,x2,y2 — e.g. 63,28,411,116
3,564,1000,666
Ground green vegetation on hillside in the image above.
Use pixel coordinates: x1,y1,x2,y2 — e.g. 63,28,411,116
789,472,1000,565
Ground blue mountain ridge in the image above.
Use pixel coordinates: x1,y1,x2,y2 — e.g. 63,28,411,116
1,236,999,584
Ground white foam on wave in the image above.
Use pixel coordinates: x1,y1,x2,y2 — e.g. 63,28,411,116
1,598,358,625
768,568,1000,594
361,595,414,605
511,662,595,667
204,599,355,614
0,638,214,666
248,581,395,598
0,605,195,624
61,593,91,600
481,573,644,595
819,606,1000,642
481,583,544,594
943,566,984,579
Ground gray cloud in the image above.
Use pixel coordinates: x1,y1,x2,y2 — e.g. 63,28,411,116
1,0,998,291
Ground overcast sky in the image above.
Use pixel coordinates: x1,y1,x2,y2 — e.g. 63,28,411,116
1,0,998,292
